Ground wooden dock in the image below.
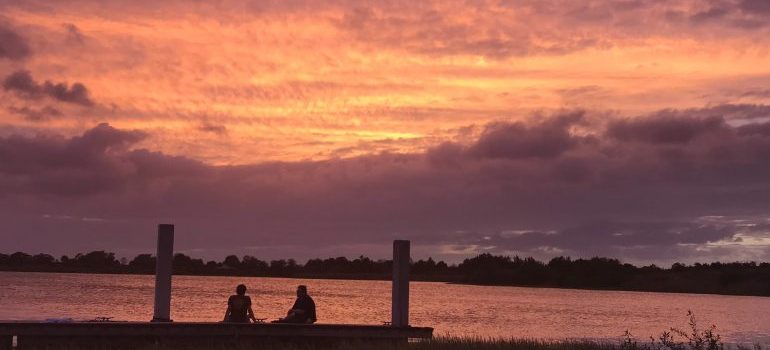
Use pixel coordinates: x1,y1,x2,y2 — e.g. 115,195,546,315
0,321,433,349
0,230,433,348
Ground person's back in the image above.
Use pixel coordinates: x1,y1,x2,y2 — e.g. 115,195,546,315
227,294,252,322
224,284,256,323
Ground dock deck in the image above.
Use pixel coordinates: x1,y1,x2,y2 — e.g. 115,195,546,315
0,321,433,349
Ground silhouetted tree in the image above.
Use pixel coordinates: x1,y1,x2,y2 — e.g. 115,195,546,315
173,253,205,274
8,252,31,266
128,254,155,274
31,254,55,265
223,255,241,270
2,250,769,296
241,255,269,275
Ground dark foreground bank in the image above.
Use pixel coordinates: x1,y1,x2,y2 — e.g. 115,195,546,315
126,312,766,350
31,337,764,350
134,338,624,350
6,311,763,350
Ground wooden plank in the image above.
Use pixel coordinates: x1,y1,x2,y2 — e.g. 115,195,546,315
3,324,432,350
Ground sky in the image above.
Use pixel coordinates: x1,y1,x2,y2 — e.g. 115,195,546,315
1,0,770,265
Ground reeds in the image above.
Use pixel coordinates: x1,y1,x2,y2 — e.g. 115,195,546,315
135,338,763,350
134,338,620,350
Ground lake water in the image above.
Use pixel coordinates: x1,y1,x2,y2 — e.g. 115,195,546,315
1,272,769,343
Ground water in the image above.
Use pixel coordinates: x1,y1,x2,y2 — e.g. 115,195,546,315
1,271,769,343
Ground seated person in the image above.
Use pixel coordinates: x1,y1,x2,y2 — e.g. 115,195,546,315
223,284,257,323
273,285,316,324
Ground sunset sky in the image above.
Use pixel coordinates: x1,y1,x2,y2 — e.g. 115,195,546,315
2,0,770,264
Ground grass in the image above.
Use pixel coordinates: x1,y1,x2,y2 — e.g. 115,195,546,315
131,338,627,350
15,312,767,350
16,336,767,350
127,337,764,350
407,338,620,350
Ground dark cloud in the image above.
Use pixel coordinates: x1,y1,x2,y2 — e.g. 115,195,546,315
737,122,770,136
607,114,725,144
3,70,95,107
687,0,770,28
69,122,146,155
7,106,62,122
331,0,770,59
0,21,31,60
558,85,605,99
691,5,731,23
428,111,588,164
702,104,770,120
4,1,770,63
2,105,770,262
198,123,227,135
468,111,584,159
461,221,736,254
426,142,465,167
3,1,769,64
0,123,205,196
2,70,36,92
738,89,770,98
449,221,759,264
336,5,605,59
63,23,85,44
740,0,770,14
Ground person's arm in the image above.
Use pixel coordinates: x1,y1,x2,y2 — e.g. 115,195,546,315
287,298,301,315
245,297,257,323
309,299,317,323
223,305,231,322
223,297,232,321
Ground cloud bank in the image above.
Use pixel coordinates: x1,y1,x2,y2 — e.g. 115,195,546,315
0,1,769,263
1,105,769,263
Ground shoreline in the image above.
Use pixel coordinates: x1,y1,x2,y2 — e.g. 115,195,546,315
2,269,769,299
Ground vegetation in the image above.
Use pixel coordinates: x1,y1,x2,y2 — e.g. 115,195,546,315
1,251,770,296
133,335,761,350
7,312,766,350
141,312,762,349
134,338,622,350
622,311,724,350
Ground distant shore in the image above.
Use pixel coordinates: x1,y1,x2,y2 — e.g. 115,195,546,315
3,251,770,297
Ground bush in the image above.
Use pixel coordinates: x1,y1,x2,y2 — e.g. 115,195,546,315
622,311,725,350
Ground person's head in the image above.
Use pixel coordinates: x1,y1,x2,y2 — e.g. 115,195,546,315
236,284,247,296
297,285,308,297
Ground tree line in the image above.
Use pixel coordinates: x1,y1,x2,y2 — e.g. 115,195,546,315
2,251,769,296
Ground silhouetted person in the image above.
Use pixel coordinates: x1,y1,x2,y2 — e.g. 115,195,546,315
273,285,316,324
223,284,257,323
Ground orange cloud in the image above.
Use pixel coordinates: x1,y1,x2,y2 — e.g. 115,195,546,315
1,0,770,165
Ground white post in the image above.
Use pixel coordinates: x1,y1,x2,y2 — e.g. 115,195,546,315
151,224,174,322
391,240,410,327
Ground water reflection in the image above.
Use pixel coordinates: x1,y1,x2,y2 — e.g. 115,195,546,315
0,272,768,343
